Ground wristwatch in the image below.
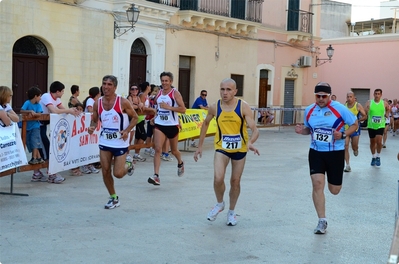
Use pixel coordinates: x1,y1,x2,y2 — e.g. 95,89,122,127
341,132,346,139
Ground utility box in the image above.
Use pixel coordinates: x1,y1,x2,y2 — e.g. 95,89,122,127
299,56,312,67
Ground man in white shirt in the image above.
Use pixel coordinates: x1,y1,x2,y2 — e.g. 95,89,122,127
37,81,79,183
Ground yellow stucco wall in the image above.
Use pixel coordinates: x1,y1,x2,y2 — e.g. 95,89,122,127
0,0,114,106
164,20,259,107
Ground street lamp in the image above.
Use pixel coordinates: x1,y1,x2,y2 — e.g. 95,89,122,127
114,4,140,39
315,45,334,67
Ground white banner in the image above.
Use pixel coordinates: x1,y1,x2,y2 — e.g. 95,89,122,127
0,123,28,172
49,113,101,174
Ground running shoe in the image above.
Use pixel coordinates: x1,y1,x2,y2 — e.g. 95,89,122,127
148,174,160,185
207,202,225,221
150,148,155,157
88,164,100,174
382,144,386,148
161,153,173,161
314,219,328,234
80,165,92,174
375,157,381,166
344,165,351,172
31,171,48,182
144,148,151,155
177,162,184,177
353,150,359,156
191,141,198,148
47,174,65,184
133,154,146,162
28,158,39,165
36,158,45,164
227,213,237,226
104,196,120,209
126,154,134,176
370,158,376,166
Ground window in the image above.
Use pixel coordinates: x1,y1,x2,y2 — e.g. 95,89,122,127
231,74,244,96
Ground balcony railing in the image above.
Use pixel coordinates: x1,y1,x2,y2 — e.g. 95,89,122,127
146,0,264,23
287,9,313,34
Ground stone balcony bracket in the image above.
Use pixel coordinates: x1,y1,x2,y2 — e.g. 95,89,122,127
178,11,259,35
287,32,311,43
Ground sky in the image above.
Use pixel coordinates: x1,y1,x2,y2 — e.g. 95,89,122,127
338,0,382,22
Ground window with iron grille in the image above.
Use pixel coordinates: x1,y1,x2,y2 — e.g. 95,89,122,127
231,74,244,97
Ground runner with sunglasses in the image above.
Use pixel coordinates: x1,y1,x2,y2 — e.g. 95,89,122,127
295,82,358,234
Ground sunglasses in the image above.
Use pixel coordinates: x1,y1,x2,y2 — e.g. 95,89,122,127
201,94,207,96
130,88,138,90
314,93,330,99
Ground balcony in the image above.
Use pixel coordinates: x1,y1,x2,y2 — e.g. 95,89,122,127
146,0,264,23
286,9,313,43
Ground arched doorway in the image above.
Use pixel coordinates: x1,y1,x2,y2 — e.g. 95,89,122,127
12,36,49,113
130,39,147,88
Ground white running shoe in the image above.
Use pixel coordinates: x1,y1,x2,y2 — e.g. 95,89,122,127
207,202,225,221
88,164,100,174
226,213,237,226
314,219,328,234
133,154,146,162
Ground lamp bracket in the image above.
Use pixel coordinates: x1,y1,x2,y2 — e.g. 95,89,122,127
114,21,136,39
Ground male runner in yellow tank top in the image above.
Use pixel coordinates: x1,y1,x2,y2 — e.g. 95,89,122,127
194,78,259,226
344,91,366,172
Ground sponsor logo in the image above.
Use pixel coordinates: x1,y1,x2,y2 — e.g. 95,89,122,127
52,118,70,163
314,128,332,135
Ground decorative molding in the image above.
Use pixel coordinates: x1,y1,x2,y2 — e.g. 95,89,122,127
178,10,260,36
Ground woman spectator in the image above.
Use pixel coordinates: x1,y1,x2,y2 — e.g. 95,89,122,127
0,86,19,126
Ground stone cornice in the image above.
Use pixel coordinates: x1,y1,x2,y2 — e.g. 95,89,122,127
177,10,259,35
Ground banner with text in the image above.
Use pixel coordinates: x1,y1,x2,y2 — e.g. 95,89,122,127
178,109,217,141
0,123,28,173
49,113,101,174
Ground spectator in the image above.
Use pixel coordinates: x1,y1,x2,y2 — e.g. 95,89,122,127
38,81,80,183
190,90,209,147
68,85,81,108
20,86,46,167
0,86,19,126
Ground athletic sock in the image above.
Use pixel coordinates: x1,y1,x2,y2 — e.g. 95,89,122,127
111,194,117,199
217,202,224,207
376,153,380,157
228,209,234,215
319,217,327,222
372,154,376,158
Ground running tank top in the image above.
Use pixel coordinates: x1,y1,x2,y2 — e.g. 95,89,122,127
344,102,359,130
392,105,399,118
154,88,179,126
98,95,130,148
214,99,248,153
137,93,149,123
367,100,385,129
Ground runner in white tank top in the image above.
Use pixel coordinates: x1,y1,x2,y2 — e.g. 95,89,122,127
88,75,138,210
148,72,186,186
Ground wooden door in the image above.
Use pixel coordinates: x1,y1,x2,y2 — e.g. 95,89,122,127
12,54,48,113
258,78,268,108
178,69,190,108
129,54,147,86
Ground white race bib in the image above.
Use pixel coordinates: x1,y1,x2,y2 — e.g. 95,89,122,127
313,127,333,142
371,116,382,124
221,134,242,150
102,128,121,140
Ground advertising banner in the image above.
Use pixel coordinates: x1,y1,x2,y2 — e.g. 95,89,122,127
48,113,101,174
0,123,28,173
178,109,217,141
